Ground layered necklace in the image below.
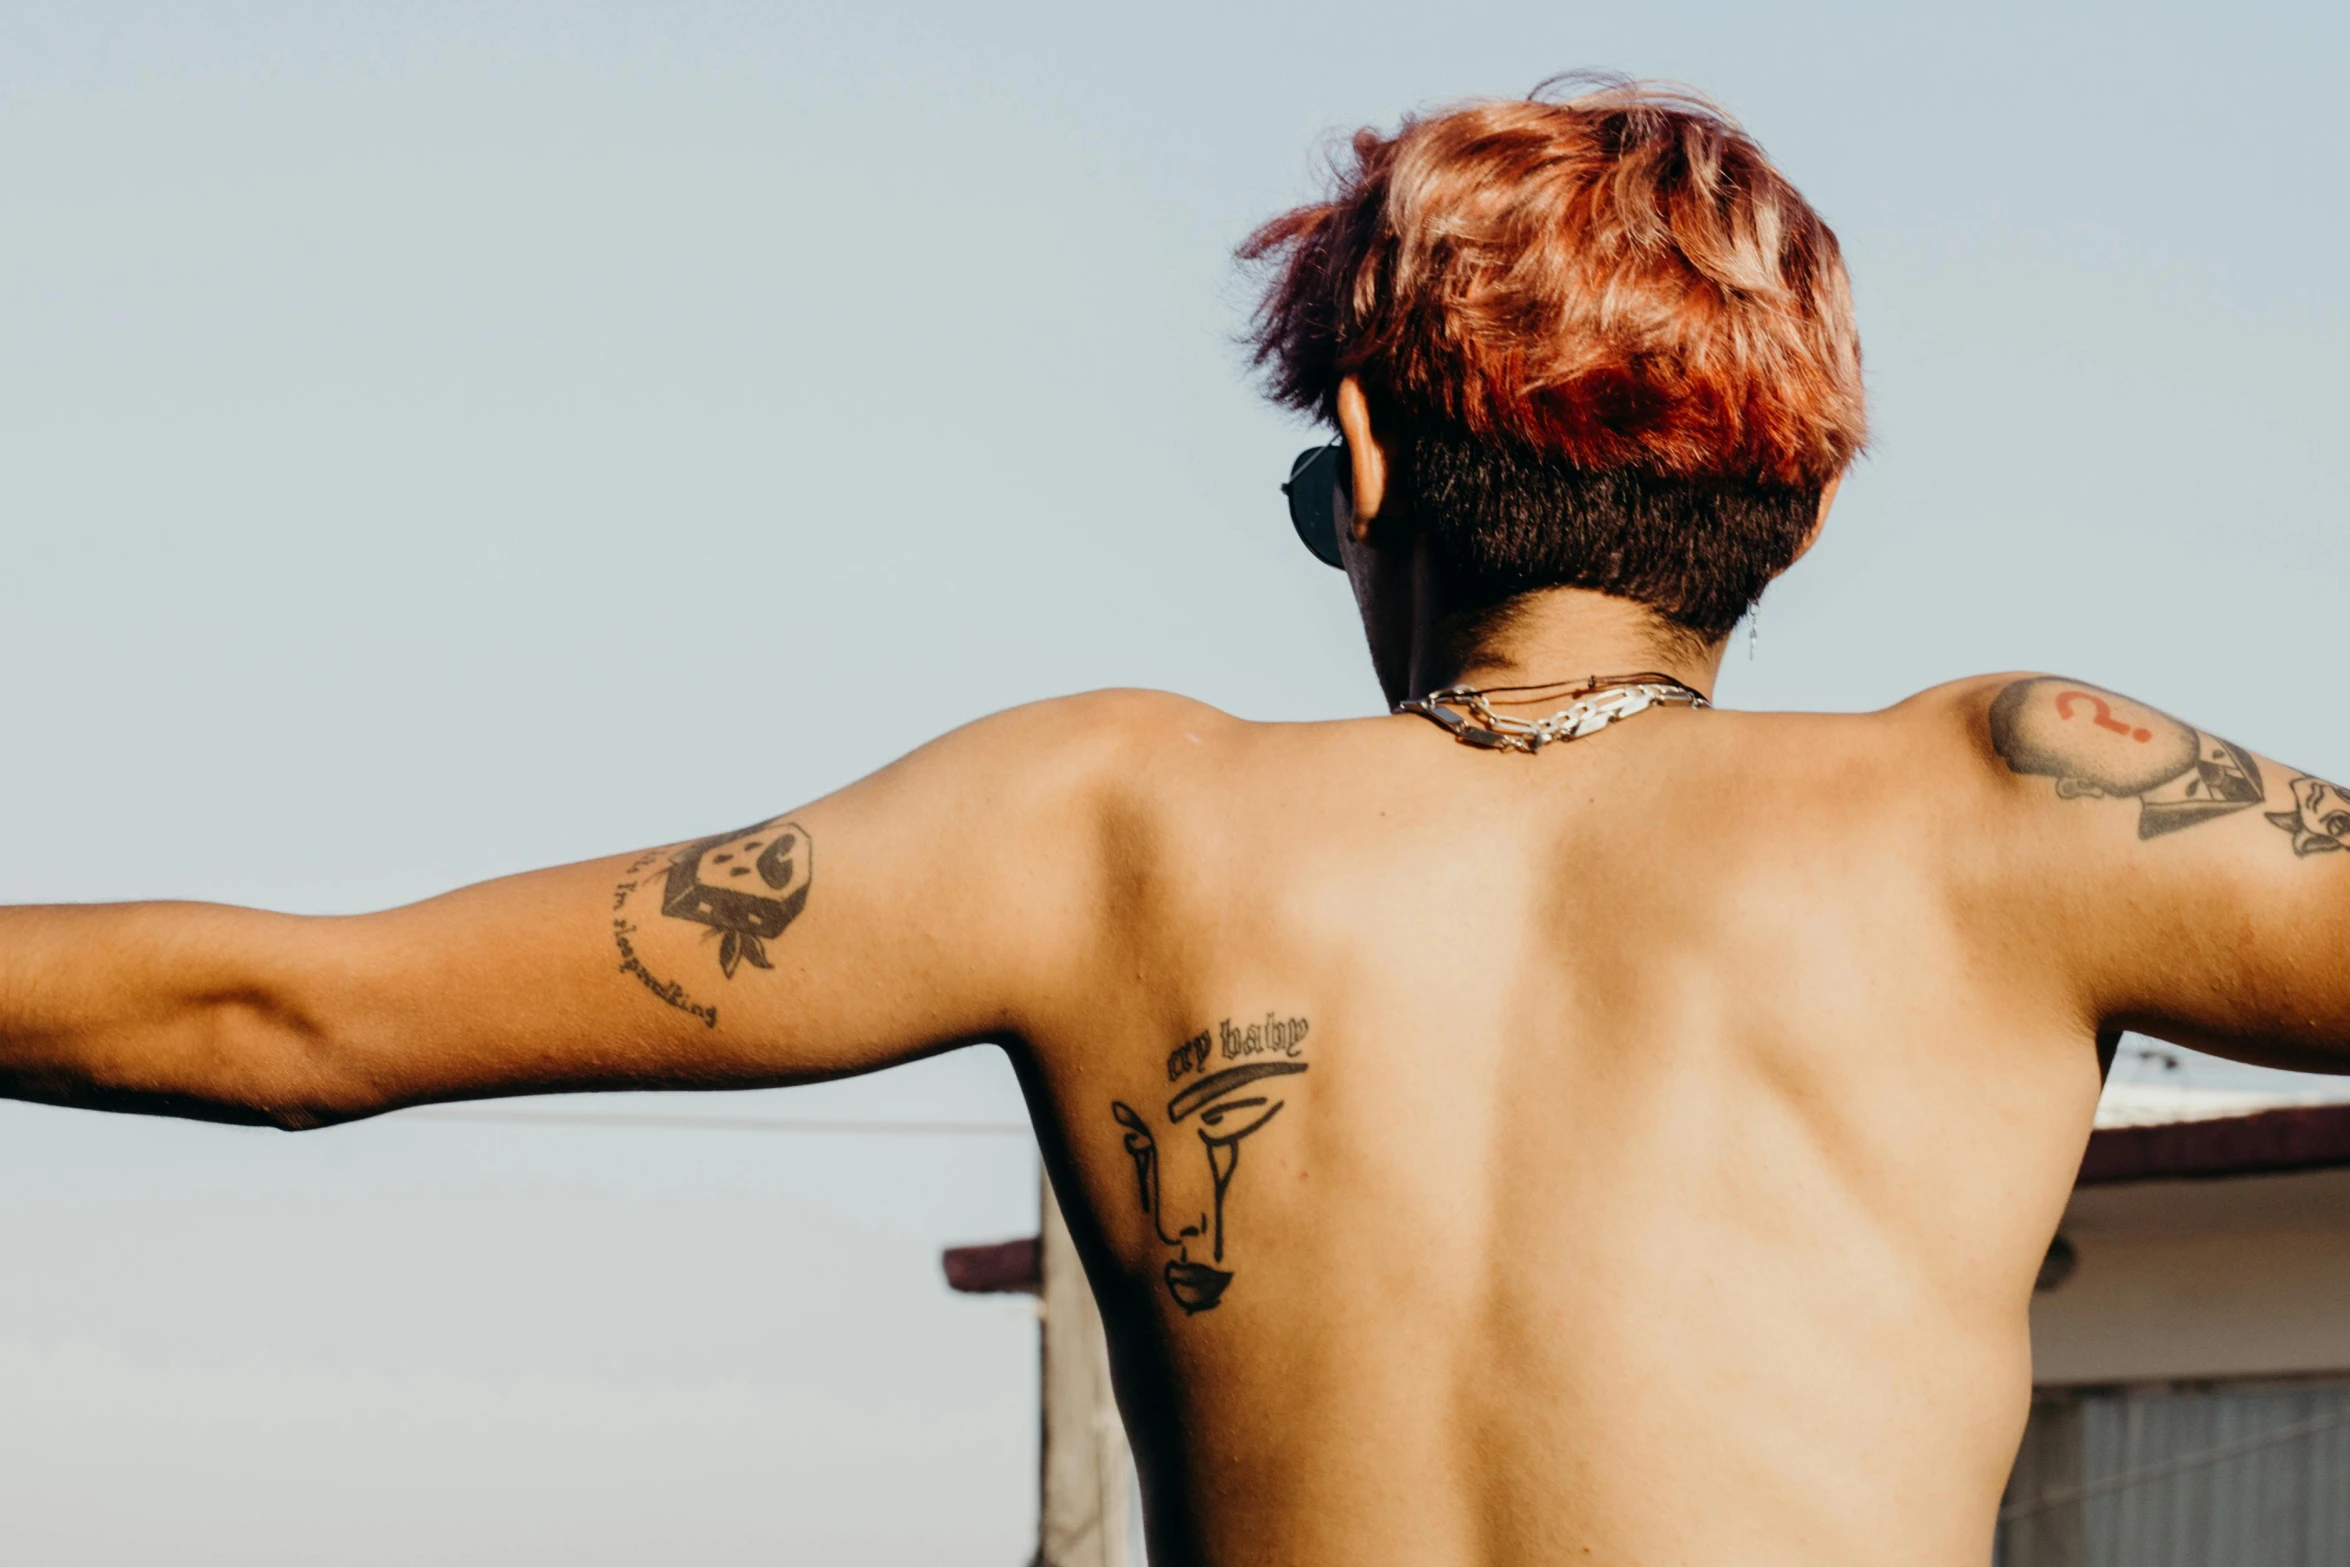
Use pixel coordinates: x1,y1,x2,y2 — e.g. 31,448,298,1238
1395,672,1710,753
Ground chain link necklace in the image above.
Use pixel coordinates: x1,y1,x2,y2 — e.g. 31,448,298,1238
1395,672,1710,753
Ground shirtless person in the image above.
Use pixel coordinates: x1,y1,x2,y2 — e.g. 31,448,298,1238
3,81,2345,1566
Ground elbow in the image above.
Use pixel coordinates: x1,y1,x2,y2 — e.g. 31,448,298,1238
204,992,395,1132
250,1078,387,1131
245,1061,395,1135
256,1102,371,1133
246,1087,392,1134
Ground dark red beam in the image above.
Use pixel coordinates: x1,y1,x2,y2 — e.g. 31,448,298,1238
2079,1103,2350,1187
943,1235,1042,1294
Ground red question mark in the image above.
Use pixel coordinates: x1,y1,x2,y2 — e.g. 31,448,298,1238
2056,690,2153,743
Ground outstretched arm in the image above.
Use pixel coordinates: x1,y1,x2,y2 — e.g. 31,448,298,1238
1974,675,2350,1071
0,693,1162,1128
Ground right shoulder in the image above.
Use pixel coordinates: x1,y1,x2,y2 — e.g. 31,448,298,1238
1870,673,2350,1067
1879,672,2222,809
1760,674,2158,860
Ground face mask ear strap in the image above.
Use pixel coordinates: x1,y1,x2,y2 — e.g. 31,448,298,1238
1280,435,1349,569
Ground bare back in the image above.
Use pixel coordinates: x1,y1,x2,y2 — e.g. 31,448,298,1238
1019,697,2120,1566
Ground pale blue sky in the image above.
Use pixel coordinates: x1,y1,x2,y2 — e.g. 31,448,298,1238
0,2,2343,1560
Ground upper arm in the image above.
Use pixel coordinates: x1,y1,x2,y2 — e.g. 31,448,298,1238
1960,674,2350,1071
279,691,1210,1117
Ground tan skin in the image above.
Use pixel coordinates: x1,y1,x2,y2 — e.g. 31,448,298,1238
1,383,2345,1564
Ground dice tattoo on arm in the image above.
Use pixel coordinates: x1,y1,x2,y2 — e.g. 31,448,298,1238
609,818,814,1026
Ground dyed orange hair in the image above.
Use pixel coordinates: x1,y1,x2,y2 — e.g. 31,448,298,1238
1242,79,1865,489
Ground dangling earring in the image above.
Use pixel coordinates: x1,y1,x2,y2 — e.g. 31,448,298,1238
1748,604,1761,661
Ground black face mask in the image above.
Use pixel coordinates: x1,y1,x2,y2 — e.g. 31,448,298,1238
1279,438,1348,569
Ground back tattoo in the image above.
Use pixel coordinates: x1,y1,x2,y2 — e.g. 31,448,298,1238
1112,1012,1310,1316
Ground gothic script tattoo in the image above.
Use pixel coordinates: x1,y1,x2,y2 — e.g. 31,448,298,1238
609,817,814,1027
1990,678,2264,839
1113,1013,1309,1316
2268,776,2350,857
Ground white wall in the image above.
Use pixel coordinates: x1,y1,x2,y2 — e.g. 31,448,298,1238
2034,1170,2350,1387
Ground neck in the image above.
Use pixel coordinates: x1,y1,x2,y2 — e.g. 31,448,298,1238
1403,582,1726,706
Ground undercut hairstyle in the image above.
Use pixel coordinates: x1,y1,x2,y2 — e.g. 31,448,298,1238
1242,78,1866,642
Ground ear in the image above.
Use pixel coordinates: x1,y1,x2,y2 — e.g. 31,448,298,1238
1787,473,1842,567
1334,378,1389,541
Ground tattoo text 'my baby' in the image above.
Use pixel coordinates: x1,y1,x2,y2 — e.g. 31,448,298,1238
1167,1013,1310,1082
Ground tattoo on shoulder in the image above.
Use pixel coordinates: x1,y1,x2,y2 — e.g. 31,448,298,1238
1112,1012,1309,1317
1989,679,2264,840
609,817,814,1026
2268,776,2350,857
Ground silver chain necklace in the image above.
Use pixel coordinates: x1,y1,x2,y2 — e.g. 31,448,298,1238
1395,672,1710,753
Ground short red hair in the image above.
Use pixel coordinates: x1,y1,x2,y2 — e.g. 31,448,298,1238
1242,79,1865,488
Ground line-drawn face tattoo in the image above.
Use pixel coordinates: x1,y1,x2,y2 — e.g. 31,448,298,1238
2269,775,2350,857
1989,679,2265,839
659,818,813,976
1111,1060,1306,1315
